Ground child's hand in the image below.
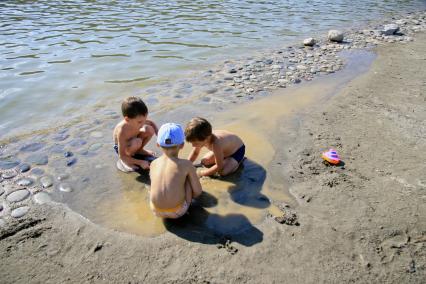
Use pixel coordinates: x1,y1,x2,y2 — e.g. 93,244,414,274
196,168,204,178
137,160,150,170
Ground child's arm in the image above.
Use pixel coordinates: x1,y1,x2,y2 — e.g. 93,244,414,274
145,119,158,135
187,164,202,198
188,147,201,162
117,130,149,170
198,143,224,177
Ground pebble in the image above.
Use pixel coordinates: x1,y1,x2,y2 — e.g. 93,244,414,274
52,133,69,141
0,219,5,227
20,142,45,152
40,176,53,188
16,178,34,187
2,171,17,179
49,144,65,153
383,24,399,35
26,153,48,165
33,192,52,204
11,206,30,218
328,30,344,42
69,139,87,148
18,163,31,173
66,157,77,166
90,131,103,138
31,168,45,176
59,183,73,193
6,189,30,203
89,143,102,152
57,174,69,181
64,151,73,157
303,37,316,46
0,158,20,170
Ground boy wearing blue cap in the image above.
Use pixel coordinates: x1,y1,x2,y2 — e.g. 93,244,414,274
149,123,202,218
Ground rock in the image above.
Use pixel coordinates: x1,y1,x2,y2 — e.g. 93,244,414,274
271,65,282,70
263,59,273,65
49,144,65,153
69,139,87,148
0,204,3,212
19,142,45,152
6,189,30,203
2,171,17,179
328,30,344,42
228,68,237,74
52,133,69,141
303,37,316,46
11,206,30,218
90,131,103,138
205,88,217,94
0,219,5,227
26,153,48,165
0,188,4,196
64,151,73,157
66,157,77,167
33,192,52,204
31,168,44,176
382,24,400,35
59,183,73,193
57,174,69,181
16,178,34,187
89,143,102,152
40,176,53,188
18,163,31,173
0,157,20,170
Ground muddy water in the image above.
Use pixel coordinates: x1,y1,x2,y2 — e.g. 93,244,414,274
55,50,375,238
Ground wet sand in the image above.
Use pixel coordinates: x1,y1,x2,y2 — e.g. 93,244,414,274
1,32,426,283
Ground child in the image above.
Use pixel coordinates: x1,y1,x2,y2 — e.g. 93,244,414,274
149,123,202,218
113,96,158,172
185,117,245,177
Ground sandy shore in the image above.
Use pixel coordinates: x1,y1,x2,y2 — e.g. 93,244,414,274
1,31,426,284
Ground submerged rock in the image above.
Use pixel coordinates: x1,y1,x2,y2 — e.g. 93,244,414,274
40,176,53,188
20,142,45,152
59,183,73,192
0,157,20,170
33,192,52,204
16,178,34,187
382,24,400,35
6,189,30,203
18,163,31,173
328,30,344,42
26,153,48,165
303,37,316,46
11,206,30,218
2,171,17,179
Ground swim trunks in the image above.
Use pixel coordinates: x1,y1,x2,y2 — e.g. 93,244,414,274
113,144,157,162
150,200,189,219
229,144,245,164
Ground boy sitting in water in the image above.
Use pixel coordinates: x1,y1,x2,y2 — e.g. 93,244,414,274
113,96,158,172
149,123,202,219
185,117,245,177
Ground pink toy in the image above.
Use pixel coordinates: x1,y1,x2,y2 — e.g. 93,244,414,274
321,149,341,164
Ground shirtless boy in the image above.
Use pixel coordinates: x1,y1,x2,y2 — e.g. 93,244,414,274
149,123,202,218
113,96,158,171
185,117,245,177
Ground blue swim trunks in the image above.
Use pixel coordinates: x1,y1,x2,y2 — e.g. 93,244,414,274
229,145,245,164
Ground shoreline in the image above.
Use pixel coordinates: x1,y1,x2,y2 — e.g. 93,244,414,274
1,12,426,283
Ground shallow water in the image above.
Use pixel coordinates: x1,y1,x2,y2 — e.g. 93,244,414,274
43,50,375,238
1,0,425,138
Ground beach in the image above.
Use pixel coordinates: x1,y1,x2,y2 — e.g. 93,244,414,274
1,18,425,284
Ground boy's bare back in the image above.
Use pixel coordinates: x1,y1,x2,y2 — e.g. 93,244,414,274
150,156,196,209
208,130,244,157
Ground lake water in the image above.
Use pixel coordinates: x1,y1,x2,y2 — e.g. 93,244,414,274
1,0,425,139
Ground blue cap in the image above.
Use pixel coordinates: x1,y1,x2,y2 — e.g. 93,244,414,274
157,123,185,147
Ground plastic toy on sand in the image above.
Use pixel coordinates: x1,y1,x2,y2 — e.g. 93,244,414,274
321,149,341,164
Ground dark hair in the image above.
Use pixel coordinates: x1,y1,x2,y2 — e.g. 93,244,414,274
121,96,148,118
185,117,212,141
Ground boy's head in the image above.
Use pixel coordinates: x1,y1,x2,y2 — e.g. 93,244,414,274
157,123,185,150
121,96,148,127
185,117,212,146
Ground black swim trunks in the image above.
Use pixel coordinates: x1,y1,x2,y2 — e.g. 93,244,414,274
229,144,245,164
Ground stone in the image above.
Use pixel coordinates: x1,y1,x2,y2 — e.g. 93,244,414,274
11,206,30,218
0,204,3,212
69,139,87,148
303,37,316,46
0,188,4,196
382,24,400,35
57,174,69,181
90,131,103,138
26,153,48,165
59,183,73,193
52,133,69,141
6,189,30,203
328,30,344,42
89,143,102,152
263,59,273,65
66,158,77,166
31,168,45,176
2,171,17,179
16,178,34,187
20,142,45,152
271,65,282,70
64,151,73,157
0,219,5,227
18,163,31,173
40,176,53,188
205,88,217,94
49,144,65,153
0,157,20,170
33,192,52,204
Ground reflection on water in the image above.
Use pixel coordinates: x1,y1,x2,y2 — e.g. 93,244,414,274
1,0,425,138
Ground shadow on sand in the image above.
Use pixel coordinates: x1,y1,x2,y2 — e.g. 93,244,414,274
163,158,267,247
